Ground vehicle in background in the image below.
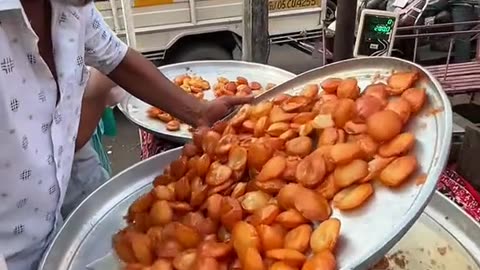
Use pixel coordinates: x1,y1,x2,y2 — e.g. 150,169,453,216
95,0,337,64
342,0,480,64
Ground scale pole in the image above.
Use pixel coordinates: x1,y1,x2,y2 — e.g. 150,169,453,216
333,0,357,61
242,0,269,63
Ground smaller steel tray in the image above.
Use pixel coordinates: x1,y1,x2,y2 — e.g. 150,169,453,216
117,61,295,143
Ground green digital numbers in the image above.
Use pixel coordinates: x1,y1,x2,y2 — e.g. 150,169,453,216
367,16,395,36
373,25,392,34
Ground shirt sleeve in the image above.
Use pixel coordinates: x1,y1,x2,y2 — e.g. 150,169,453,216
84,3,129,75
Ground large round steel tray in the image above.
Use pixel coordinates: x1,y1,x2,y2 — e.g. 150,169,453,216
42,57,452,269
117,61,295,143
38,150,478,270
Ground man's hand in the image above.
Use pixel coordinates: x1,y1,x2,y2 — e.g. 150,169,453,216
105,86,128,107
198,95,254,127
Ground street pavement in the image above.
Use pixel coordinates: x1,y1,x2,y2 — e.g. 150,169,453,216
104,44,324,174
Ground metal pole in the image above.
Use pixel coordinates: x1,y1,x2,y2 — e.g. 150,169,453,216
108,0,121,33
242,0,269,63
119,0,137,48
188,0,197,25
333,0,357,62
476,33,480,61
444,39,454,80
320,0,327,66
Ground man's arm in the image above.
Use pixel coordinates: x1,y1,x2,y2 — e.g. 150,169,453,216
108,49,207,127
76,68,116,150
83,4,207,127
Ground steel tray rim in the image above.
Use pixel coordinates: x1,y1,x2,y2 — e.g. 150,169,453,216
38,147,185,270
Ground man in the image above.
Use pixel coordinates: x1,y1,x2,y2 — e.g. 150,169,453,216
0,1,251,269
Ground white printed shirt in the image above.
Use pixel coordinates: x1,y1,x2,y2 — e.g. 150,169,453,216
0,1,127,269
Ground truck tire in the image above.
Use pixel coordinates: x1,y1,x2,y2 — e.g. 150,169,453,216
167,42,233,63
326,0,337,24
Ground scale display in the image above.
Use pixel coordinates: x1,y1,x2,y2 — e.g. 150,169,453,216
354,9,399,57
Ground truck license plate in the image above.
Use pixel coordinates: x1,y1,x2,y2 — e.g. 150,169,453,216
268,0,320,11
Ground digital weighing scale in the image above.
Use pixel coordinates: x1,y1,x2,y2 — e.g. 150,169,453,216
354,9,399,57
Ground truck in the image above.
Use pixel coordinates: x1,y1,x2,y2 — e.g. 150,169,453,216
95,0,336,64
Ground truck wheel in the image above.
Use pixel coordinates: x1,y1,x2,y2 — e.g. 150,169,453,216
325,0,337,24
167,42,233,63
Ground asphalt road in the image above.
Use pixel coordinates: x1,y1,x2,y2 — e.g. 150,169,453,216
104,44,325,174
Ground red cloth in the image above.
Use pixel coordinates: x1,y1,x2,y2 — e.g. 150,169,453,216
139,130,180,160
140,130,480,222
437,166,480,222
